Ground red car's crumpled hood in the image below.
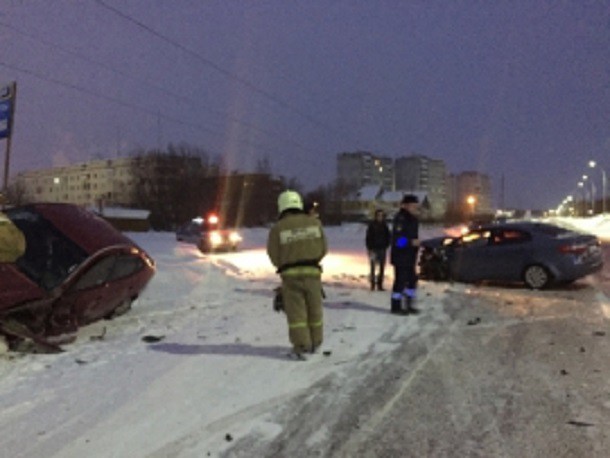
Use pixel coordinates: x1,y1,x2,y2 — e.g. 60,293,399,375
0,264,45,312
32,203,138,254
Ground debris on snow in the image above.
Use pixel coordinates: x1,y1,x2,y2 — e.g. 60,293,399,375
141,335,165,343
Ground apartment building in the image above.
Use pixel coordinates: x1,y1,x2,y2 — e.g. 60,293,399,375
336,151,394,191
448,171,493,216
394,154,447,218
15,157,136,207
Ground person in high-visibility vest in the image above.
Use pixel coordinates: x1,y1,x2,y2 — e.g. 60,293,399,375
0,212,26,263
267,190,327,358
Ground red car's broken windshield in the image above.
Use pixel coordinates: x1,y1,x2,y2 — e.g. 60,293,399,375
6,207,88,290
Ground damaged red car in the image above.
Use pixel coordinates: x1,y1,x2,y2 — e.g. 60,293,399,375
0,203,155,351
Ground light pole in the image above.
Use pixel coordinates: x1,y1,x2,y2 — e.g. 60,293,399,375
589,160,607,214
562,195,574,216
578,181,587,216
582,174,596,215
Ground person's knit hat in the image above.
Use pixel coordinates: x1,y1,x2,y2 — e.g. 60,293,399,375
401,194,419,204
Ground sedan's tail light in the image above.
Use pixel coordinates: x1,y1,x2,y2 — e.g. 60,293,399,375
557,243,588,255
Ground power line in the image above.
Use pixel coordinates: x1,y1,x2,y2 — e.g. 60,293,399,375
0,21,311,153
93,0,339,134
0,61,266,155
0,61,216,134
0,60,326,170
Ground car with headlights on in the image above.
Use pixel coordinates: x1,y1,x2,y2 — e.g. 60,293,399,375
419,221,603,289
175,214,242,253
0,203,155,351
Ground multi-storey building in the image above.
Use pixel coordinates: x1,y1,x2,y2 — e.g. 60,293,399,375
336,151,394,191
15,158,136,207
13,156,284,228
394,154,447,219
448,171,493,216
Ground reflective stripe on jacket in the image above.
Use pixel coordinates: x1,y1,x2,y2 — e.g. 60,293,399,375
267,211,327,275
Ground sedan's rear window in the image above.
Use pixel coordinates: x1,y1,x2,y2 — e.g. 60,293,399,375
534,224,574,238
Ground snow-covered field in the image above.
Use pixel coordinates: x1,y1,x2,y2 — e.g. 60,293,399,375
0,216,608,457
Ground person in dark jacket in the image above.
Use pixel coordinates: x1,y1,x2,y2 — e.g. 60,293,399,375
365,209,391,291
390,194,421,315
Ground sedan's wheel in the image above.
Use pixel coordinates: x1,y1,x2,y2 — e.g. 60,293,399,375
523,265,551,289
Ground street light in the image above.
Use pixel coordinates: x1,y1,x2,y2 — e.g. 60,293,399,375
466,195,476,217
589,160,607,214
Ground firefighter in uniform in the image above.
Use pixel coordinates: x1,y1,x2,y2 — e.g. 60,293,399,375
0,212,26,263
267,190,328,356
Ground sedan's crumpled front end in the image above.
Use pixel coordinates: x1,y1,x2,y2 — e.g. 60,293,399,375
0,203,156,353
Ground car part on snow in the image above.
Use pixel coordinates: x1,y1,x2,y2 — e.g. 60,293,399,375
286,351,307,361
0,318,64,353
141,335,165,343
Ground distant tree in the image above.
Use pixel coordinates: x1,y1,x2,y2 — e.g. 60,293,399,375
129,145,220,230
6,179,28,206
304,182,344,224
127,143,324,228
282,176,303,193
200,172,282,227
256,155,272,174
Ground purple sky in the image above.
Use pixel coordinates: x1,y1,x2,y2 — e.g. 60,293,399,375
2,1,609,210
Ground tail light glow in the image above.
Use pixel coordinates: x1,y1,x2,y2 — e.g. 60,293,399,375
557,243,588,255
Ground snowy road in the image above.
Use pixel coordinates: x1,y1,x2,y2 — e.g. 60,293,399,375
226,245,610,457
339,278,610,457
0,226,608,458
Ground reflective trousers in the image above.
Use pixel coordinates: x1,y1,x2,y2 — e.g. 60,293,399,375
281,275,323,353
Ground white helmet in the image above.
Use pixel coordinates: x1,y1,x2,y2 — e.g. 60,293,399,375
278,190,303,214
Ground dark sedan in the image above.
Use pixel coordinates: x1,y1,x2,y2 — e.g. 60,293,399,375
0,203,155,351
419,221,603,289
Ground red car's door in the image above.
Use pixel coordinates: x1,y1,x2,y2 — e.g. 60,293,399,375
0,263,46,311
57,250,151,326
57,254,121,326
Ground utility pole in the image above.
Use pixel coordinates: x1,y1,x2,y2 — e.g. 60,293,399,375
500,173,505,210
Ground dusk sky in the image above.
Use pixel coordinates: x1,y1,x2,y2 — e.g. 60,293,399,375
2,1,609,210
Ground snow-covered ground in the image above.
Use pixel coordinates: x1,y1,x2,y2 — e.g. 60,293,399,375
0,216,608,457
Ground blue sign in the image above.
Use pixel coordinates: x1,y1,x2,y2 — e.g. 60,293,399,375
0,99,11,140
0,82,16,140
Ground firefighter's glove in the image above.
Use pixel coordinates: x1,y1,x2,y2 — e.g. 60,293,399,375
273,287,284,313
